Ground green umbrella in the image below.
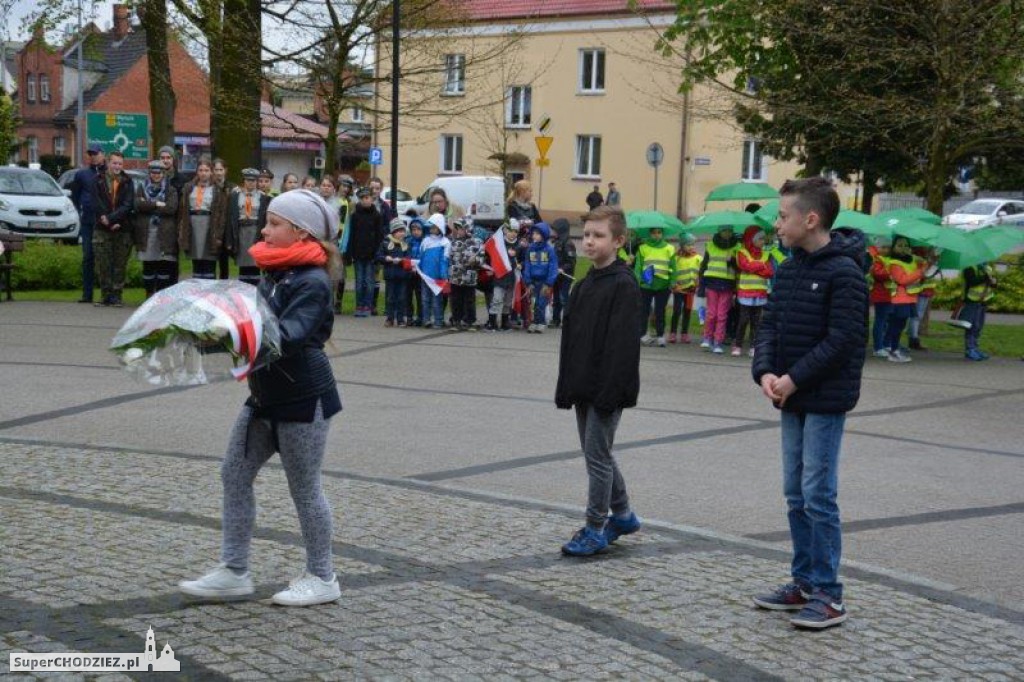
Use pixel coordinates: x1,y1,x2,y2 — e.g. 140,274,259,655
705,182,780,203
625,210,685,237
754,200,779,226
937,226,1024,270
831,210,878,233
687,210,771,235
877,207,942,225
875,215,943,244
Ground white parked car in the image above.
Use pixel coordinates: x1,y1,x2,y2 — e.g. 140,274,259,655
942,199,1024,231
380,187,416,217
410,175,506,229
0,167,80,244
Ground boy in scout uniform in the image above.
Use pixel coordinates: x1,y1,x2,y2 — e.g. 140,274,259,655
228,168,265,286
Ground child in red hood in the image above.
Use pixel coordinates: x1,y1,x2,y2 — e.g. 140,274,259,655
734,225,774,357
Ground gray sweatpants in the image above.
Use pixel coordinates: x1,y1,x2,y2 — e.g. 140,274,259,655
220,404,334,579
575,404,630,529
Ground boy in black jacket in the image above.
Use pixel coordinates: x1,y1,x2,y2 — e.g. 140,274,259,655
91,150,135,307
550,218,577,328
750,177,868,630
555,206,642,557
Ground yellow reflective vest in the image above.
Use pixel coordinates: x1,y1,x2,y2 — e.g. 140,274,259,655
635,241,676,290
674,253,703,290
966,264,996,303
737,247,771,293
703,241,738,282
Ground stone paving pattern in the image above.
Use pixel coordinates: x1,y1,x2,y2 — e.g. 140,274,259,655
2,442,1023,680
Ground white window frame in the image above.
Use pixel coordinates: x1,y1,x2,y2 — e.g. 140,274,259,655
53,136,66,157
442,54,465,96
350,106,364,123
26,73,36,103
440,134,463,174
578,49,606,94
741,139,766,181
27,136,39,164
574,134,601,178
505,85,532,128
40,75,50,102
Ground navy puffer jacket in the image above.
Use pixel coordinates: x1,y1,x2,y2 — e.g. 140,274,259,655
752,229,868,414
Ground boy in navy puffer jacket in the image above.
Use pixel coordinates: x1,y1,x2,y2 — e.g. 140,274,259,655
750,177,867,631
523,222,559,333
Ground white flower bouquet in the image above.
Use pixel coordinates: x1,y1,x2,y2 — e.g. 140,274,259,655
110,279,281,386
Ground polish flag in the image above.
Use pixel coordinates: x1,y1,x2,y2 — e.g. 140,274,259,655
412,260,450,295
483,229,512,278
512,270,527,316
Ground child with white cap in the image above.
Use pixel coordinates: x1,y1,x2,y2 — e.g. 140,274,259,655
419,213,451,328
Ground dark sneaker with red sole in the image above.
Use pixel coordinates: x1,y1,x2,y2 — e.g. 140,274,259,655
752,583,810,611
791,597,848,629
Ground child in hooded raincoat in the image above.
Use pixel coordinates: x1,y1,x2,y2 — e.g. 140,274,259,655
733,226,774,357
522,222,559,333
418,213,451,328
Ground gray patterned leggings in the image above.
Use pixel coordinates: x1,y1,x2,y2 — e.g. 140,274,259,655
220,404,334,580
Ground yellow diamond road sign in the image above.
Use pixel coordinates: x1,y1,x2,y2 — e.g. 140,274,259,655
535,136,553,160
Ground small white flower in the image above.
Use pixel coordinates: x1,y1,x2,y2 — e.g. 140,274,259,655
122,348,145,363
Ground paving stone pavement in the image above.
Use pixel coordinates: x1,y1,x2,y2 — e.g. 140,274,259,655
2,441,1022,681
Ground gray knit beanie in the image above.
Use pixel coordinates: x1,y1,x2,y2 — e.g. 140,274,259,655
267,189,339,242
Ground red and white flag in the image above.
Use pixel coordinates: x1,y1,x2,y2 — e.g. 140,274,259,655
412,260,450,295
483,228,512,279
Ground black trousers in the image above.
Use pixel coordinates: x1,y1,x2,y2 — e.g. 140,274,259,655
735,304,764,349
450,284,477,325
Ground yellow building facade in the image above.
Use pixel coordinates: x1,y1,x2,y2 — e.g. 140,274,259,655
374,5,802,223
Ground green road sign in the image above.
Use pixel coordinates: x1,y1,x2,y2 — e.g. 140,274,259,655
86,112,150,159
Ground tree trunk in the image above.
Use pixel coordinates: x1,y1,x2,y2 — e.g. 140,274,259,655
860,168,877,215
142,0,176,155
214,0,262,179
324,106,341,176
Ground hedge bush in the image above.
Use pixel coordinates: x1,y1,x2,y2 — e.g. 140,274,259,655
930,255,1024,314
10,240,142,290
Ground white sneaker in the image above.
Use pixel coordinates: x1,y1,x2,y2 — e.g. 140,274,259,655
700,339,712,350
887,350,912,363
535,324,546,333
527,324,537,333
271,571,341,607
640,334,653,345
656,336,667,347
873,349,891,359
179,564,254,599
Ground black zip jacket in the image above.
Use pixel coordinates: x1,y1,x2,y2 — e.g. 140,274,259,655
345,204,385,261
751,229,868,414
247,266,338,409
555,259,642,413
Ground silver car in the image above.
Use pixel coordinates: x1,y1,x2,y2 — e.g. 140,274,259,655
0,167,80,243
942,198,1024,231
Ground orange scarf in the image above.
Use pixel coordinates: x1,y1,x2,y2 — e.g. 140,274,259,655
249,239,327,271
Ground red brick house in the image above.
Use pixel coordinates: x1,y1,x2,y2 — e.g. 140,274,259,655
16,4,211,169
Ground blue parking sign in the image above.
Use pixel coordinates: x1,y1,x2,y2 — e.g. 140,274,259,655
369,147,384,165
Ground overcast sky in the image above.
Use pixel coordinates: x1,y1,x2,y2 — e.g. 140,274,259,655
5,1,116,41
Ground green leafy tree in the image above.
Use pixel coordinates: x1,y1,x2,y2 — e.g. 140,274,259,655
0,93,18,162
661,0,1024,214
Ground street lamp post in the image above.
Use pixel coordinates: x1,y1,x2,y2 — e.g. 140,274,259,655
76,0,84,166
389,0,399,212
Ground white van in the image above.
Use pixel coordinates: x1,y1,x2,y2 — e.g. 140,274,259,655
410,176,506,229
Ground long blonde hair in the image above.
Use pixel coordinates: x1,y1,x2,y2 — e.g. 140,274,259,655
507,179,532,205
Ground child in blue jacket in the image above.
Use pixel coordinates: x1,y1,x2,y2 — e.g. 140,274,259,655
418,213,451,328
523,222,559,333
405,218,426,326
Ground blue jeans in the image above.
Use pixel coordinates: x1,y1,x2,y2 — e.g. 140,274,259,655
961,301,986,352
421,281,444,326
354,259,375,310
781,411,846,601
872,302,891,351
885,303,915,351
552,277,571,324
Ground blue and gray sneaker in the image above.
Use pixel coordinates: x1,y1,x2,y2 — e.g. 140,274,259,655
790,594,848,629
752,583,811,611
604,512,642,544
561,526,609,557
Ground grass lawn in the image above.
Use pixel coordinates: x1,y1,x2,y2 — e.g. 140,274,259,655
12,254,1024,358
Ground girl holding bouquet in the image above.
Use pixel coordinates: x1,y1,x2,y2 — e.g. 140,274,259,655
180,189,344,607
